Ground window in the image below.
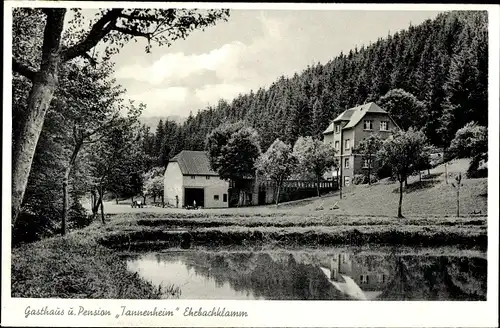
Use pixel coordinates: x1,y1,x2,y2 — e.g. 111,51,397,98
380,121,389,131
360,275,369,284
335,124,340,133
378,274,386,283
344,139,350,150
334,141,340,151
363,158,373,168
363,120,373,130
190,176,195,179
344,158,350,169
344,176,351,187
206,176,210,180
342,254,348,264
214,195,219,201
223,194,228,202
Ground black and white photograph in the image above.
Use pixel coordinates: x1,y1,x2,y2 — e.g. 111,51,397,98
2,1,499,327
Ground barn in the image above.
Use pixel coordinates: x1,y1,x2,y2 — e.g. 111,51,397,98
163,150,229,208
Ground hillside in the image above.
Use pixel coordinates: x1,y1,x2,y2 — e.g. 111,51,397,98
293,158,487,217
141,10,487,159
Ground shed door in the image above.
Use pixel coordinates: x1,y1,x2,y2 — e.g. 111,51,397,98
184,188,204,207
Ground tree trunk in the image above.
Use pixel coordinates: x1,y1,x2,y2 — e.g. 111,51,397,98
153,194,156,204
99,185,105,224
427,168,430,175
161,194,165,208
404,177,408,188
114,192,119,204
398,179,404,218
275,181,281,207
445,162,448,184
61,141,82,235
238,190,244,207
316,175,320,197
11,9,66,226
419,170,422,182
143,194,146,204
368,164,371,185
456,189,460,217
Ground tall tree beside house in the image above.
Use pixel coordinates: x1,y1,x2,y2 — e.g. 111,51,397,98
255,139,297,206
293,136,337,197
377,88,427,131
377,128,427,218
206,122,261,205
11,7,230,225
354,134,384,185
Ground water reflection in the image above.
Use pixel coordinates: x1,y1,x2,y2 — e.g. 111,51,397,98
127,250,486,301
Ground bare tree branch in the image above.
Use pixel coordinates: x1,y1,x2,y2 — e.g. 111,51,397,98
12,58,36,81
117,12,163,22
61,9,123,62
112,26,151,38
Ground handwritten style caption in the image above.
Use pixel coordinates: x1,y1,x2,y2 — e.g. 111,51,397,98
24,305,249,319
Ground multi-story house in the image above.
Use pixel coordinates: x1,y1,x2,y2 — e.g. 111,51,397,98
322,102,399,186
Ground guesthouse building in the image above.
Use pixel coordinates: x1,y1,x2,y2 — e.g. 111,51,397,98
322,102,399,186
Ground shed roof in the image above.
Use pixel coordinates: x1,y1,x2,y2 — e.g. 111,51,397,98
169,150,219,176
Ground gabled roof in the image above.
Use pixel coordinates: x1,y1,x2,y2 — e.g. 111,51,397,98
323,102,390,134
169,150,219,176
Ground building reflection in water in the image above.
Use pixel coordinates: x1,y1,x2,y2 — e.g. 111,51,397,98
322,252,391,300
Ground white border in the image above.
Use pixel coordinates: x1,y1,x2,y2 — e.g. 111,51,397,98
2,2,499,327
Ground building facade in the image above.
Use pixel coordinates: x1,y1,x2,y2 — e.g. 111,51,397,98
164,150,230,208
322,102,399,186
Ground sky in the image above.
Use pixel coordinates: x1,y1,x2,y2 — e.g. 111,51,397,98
90,9,445,118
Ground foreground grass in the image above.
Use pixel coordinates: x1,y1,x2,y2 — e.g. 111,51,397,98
11,235,162,299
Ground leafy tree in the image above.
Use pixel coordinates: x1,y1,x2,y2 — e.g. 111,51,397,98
354,134,383,184
378,88,427,131
143,167,165,205
448,122,488,177
206,122,261,205
377,128,427,218
56,61,129,235
87,114,143,222
255,139,297,206
292,136,337,197
11,7,230,224
448,122,487,159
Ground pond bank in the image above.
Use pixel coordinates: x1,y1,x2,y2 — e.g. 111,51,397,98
11,236,162,299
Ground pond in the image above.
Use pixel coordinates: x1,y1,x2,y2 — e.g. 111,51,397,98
126,249,487,301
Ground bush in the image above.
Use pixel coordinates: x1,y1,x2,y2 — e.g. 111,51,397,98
12,211,58,246
377,163,392,179
353,174,378,185
353,174,366,185
466,155,488,178
68,201,93,229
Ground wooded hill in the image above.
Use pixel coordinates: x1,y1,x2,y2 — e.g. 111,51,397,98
149,10,487,165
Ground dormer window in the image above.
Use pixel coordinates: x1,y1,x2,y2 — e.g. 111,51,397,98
364,120,373,130
335,124,340,133
380,121,389,131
